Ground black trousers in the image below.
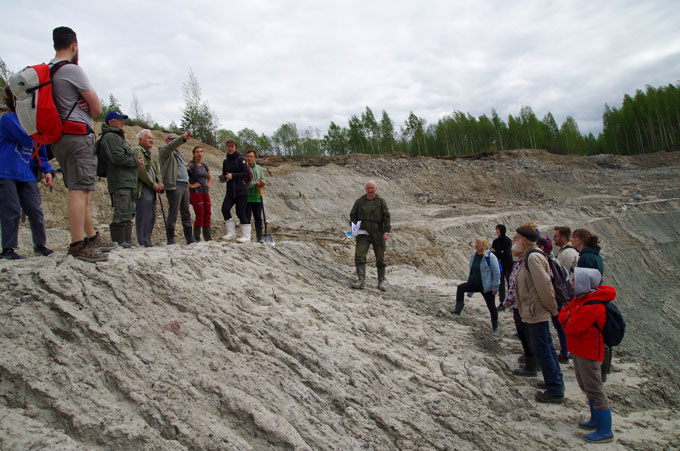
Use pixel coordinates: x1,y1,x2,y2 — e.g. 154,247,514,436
456,281,498,328
246,201,263,237
222,195,248,224
498,265,513,304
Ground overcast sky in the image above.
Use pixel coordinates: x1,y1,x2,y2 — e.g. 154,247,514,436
2,0,679,137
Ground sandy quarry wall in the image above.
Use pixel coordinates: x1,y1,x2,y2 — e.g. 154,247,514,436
2,149,679,449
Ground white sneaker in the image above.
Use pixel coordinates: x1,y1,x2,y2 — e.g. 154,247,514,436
236,224,251,243
222,219,236,240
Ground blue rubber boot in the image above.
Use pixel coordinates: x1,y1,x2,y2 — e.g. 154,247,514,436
578,399,596,430
584,409,614,443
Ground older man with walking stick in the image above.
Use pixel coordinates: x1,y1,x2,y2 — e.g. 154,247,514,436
134,129,164,247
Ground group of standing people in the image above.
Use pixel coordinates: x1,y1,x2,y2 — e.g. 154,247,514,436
0,26,269,261
452,222,614,443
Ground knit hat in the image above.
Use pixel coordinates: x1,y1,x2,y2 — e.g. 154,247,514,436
516,225,538,242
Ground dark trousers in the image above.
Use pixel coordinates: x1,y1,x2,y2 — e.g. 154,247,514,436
456,281,498,328
513,308,534,358
166,183,192,229
0,178,47,250
355,235,386,268
135,184,156,246
190,191,211,227
551,306,569,357
526,321,564,395
246,201,263,238
498,265,512,304
222,195,249,224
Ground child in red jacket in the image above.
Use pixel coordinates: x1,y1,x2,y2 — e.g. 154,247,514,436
558,267,615,443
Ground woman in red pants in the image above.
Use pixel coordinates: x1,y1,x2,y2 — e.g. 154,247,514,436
187,146,212,241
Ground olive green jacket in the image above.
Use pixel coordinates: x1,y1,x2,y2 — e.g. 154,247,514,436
100,123,138,193
350,194,391,241
134,144,162,199
158,136,186,191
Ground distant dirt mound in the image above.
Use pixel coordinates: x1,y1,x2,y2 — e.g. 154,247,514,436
2,146,679,449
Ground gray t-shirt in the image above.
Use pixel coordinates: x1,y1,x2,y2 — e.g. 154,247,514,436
49,59,94,129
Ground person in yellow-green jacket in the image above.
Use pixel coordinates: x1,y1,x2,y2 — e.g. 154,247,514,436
349,180,391,291
245,149,266,243
133,129,164,247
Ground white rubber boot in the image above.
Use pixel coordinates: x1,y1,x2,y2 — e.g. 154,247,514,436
236,224,252,243
222,219,236,240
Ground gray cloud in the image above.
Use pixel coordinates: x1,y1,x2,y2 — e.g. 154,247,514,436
1,0,678,137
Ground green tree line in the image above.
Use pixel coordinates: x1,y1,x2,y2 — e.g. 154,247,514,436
1,57,677,156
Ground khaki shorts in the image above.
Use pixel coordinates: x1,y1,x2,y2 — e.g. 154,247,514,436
52,134,96,191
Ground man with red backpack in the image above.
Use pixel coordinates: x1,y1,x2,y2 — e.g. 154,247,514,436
49,26,116,262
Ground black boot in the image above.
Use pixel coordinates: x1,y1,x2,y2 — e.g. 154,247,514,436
183,226,196,244
203,227,212,241
513,356,538,377
450,301,464,315
124,221,137,248
109,224,129,248
167,226,176,245
193,226,202,242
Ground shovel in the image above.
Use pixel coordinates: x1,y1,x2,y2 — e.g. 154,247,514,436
257,186,275,245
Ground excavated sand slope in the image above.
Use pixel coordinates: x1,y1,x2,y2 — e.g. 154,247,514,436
1,147,679,450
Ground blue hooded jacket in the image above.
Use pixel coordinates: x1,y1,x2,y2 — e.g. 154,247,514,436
0,113,53,182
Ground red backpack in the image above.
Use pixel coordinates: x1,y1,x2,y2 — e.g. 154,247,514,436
8,61,86,160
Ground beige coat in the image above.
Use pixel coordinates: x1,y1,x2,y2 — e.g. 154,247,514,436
515,244,558,323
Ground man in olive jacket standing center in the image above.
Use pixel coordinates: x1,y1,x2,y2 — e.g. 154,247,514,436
350,180,391,291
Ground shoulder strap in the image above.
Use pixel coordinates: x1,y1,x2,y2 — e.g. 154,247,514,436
49,61,79,123
583,300,606,331
524,248,547,273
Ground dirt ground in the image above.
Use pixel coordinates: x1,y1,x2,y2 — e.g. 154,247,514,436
1,127,679,449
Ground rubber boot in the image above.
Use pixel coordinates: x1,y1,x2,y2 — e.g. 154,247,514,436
579,399,596,430
351,264,366,289
222,219,236,240
584,409,614,443
236,224,251,243
124,221,137,248
167,226,176,245
109,224,129,247
377,266,386,291
183,226,196,244
193,226,202,242
492,319,499,337
450,301,464,315
203,227,212,241
513,356,538,377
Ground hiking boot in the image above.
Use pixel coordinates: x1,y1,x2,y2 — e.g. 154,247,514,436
351,264,366,289
1,249,25,260
535,390,564,404
558,353,571,364
497,303,506,312
88,231,117,252
34,245,54,256
68,240,107,263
